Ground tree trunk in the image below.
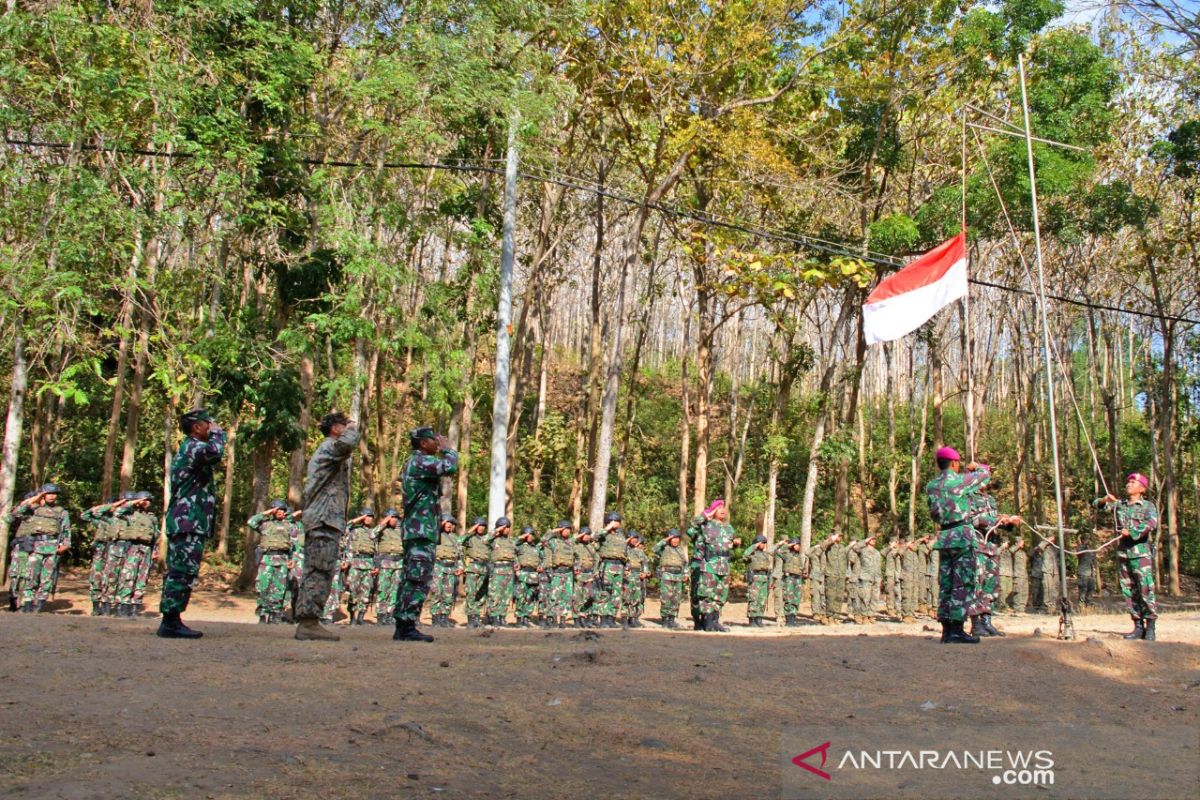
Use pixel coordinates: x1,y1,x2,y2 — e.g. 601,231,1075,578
214,417,240,558
237,440,275,590
288,350,315,508
0,335,28,583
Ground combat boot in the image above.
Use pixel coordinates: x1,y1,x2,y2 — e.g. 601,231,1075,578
631,616,644,628
539,616,552,629
1122,618,1145,640
115,604,132,618
91,602,102,617
969,616,990,637
378,615,392,627
295,618,340,641
557,617,566,629
982,614,1005,637
270,613,283,624
108,603,120,617
258,614,270,624
33,599,45,613
661,615,676,629
393,619,434,643
572,616,585,629
156,611,203,639
19,601,33,613
603,615,618,629
467,615,480,629
1142,619,1156,641
943,619,979,644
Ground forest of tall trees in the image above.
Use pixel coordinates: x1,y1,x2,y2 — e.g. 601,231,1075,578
0,0,1196,593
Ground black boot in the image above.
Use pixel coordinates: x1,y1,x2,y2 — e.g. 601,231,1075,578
983,614,1005,637
713,612,729,632
661,615,675,629
19,601,33,613
539,616,551,629
1123,618,1145,639
573,616,585,629
393,619,434,642
156,611,203,639
467,615,480,629
119,604,135,618
630,616,643,628
33,599,45,613
943,619,979,644
1142,619,1156,641
259,614,269,624
107,603,119,617
378,615,392,626
599,615,615,629
969,615,992,637
91,602,102,617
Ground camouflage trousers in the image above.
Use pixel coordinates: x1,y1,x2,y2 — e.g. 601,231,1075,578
321,564,345,621
809,575,826,615
543,568,573,619
899,577,918,616
1077,571,1096,606
22,548,59,604
1010,577,1028,611
923,572,937,610
428,560,459,616
594,560,626,616
572,569,595,619
464,568,489,617
974,551,997,613
1117,553,1157,621
160,533,206,614
375,556,404,620
852,579,879,616
514,569,540,620
936,546,983,622
696,567,729,615
623,573,645,619
1042,568,1061,613
781,574,803,615
658,572,684,617
116,543,153,605
689,564,701,623
488,562,515,620
1028,575,1043,611
256,554,290,616
101,542,132,604
999,576,1014,610
824,574,846,617
89,543,108,601
395,541,435,624
8,548,30,605
746,571,771,618
346,560,376,613
294,528,339,621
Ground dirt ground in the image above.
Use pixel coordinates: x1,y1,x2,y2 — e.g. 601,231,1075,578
2,570,1198,800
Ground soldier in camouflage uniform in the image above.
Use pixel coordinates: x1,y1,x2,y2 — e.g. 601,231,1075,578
1039,536,1061,615
1075,533,1097,612
6,490,37,612
804,538,828,623
1096,472,1159,640
540,521,575,629
460,516,491,628
572,526,599,627
486,517,516,627
623,532,650,628
429,514,462,628
250,501,293,623
773,536,805,627
742,534,772,627
653,528,687,629
899,539,920,622
1028,536,1045,613
593,511,628,628
823,533,848,624
513,525,542,628
373,510,405,625
294,411,358,642
1010,537,1029,612
111,491,158,618
394,427,458,641
849,536,881,624
158,409,226,639
967,484,1020,637
82,495,125,616
10,484,71,613
284,512,305,620
915,535,935,617
882,538,899,618
343,508,378,624
689,499,740,632
924,446,990,644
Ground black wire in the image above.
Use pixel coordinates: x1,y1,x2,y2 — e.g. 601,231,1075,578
5,136,1199,327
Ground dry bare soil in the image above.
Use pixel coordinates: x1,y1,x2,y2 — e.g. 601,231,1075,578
1,571,1197,800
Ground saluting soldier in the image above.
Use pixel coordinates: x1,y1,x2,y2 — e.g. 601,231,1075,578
10,484,71,613
653,529,688,629
460,516,491,628
250,501,293,623
540,521,576,629
924,446,990,644
623,532,650,628
82,495,124,616
742,534,773,628
1096,472,1159,641
594,511,628,629
486,517,517,627
689,499,740,632
774,536,805,627
111,490,158,618
572,526,599,627
343,508,378,624
428,514,463,628
373,509,405,625
513,525,543,628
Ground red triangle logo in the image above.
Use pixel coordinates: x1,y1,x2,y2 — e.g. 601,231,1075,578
792,741,832,781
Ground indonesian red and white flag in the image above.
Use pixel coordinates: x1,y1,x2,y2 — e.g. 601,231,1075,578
862,232,968,345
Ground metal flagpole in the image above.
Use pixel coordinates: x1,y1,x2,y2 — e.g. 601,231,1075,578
1018,54,1073,640
961,108,975,460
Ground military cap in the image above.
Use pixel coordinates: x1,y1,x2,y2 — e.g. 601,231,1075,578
494,516,512,529
40,482,61,495
383,508,400,518
603,511,622,524
788,536,801,545
521,525,536,536
471,516,487,529
440,513,459,526
557,519,572,530
269,500,288,511
665,528,681,540
627,531,641,543
754,534,767,544
579,525,592,536
121,490,138,501
133,490,153,502
360,507,376,518
179,408,212,432
409,426,438,448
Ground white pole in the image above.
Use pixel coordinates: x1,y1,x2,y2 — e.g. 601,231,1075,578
487,114,519,528
1018,54,1073,639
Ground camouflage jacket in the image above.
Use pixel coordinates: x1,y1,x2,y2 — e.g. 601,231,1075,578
345,523,377,559
689,515,736,576
625,546,649,577
652,538,688,572
166,429,227,538
925,465,990,550
774,544,805,576
1094,497,1157,560
855,543,882,580
302,427,361,533
82,503,121,544
541,535,576,569
12,501,71,552
741,544,772,573
400,448,458,542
